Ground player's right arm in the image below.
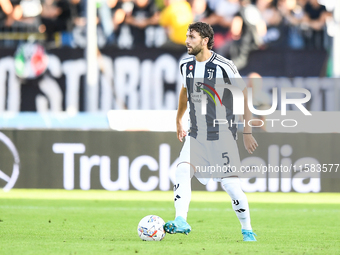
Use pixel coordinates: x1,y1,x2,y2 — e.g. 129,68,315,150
176,85,188,142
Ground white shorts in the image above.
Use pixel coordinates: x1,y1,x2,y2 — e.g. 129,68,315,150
179,131,241,185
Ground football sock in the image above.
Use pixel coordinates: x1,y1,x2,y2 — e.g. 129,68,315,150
222,178,252,230
174,162,192,221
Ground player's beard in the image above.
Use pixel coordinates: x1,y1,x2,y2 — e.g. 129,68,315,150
187,44,203,56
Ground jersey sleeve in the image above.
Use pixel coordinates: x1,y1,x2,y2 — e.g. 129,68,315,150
179,60,187,88
223,60,246,91
233,70,246,91
217,59,246,91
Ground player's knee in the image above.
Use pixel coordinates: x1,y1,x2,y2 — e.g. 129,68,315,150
176,162,193,180
222,178,246,200
221,177,241,187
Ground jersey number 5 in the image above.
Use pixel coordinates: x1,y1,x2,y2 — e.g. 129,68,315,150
222,152,230,165
222,152,231,173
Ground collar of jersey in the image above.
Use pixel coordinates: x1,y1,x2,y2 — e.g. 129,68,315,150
195,51,214,64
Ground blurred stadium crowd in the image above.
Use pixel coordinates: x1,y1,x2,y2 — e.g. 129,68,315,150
0,0,337,70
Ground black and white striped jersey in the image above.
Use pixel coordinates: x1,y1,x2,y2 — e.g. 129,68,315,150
179,51,246,141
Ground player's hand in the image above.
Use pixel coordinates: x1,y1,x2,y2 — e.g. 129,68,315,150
177,122,187,142
243,134,258,154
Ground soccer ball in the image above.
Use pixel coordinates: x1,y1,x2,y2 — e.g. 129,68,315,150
137,215,166,241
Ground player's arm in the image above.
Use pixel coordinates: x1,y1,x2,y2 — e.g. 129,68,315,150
242,87,258,154
176,85,188,142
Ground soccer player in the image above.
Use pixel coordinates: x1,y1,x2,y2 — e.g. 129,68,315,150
164,22,258,241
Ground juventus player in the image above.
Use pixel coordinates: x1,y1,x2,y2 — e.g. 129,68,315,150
163,22,258,241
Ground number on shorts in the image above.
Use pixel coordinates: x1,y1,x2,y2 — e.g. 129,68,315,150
222,152,231,173
222,152,230,165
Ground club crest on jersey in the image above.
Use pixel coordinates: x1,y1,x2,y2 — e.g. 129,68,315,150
207,69,214,80
189,65,193,70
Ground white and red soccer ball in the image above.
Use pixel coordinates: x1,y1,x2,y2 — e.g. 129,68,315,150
137,215,166,241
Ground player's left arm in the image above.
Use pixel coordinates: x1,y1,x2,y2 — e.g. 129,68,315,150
242,87,258,154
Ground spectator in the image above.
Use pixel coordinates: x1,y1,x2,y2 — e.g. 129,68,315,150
4,1,22,27
216,0,267,69
108,0,126,32
114,0,134,49
159,0,193,47
69,0,116,48
103,0,126,47
69,0,86,27
302,0,331,49
279,0,304,26
190,0,210,22
40,0,72,42
0,0,43,47
202,0,241,49
98,0,114,42
125,0,159,47
256,0,282,26
0,0,13,26
214,0,241,27
256,0,290,48
278,0,305,49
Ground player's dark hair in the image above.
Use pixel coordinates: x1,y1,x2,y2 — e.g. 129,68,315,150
188,22,214,50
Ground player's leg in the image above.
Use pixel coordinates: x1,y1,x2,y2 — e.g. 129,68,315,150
164,162,193,235
214,132,257,241
221,177,257,241
164,137,194,235
174,162,192,221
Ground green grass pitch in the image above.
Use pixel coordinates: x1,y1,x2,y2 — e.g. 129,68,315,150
0,190,339,255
